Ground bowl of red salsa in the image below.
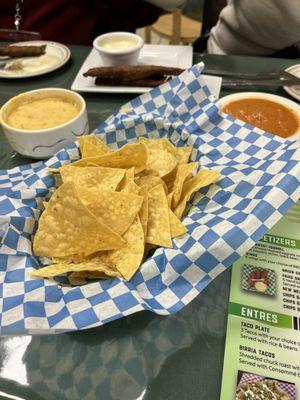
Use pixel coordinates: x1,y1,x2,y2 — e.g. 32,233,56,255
218,92,300,139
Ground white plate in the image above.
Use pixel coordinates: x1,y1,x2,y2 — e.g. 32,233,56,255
283,64,300,101
0,40,71,79
71,45,192,94
71,45,222,99
218,92,300,139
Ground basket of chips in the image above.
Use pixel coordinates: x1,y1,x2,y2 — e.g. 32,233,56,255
0,62,300,334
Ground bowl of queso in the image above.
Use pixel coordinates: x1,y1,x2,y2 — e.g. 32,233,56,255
218,92,300,139
93,32,144,66
0,88,89,159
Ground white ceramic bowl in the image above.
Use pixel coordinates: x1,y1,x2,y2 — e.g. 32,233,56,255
0,88,89,159
218,92,300,140
93,32,144,66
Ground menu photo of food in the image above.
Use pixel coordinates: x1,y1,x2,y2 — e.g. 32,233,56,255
242,265,276,296
236,371,296,400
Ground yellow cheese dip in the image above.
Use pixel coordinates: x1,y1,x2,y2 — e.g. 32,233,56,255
7,97,80,130
98,36,139,50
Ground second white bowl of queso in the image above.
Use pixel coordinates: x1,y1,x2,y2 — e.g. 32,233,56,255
93,32,144,66
0,88,89,159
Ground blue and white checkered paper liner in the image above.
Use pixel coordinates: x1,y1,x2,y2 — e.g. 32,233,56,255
1,62,300,334
22,275,229,400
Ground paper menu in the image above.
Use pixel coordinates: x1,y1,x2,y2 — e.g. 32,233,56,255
220,201,300,399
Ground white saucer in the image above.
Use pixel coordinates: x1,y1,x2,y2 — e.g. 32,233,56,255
71,45,222,98
0,40,71,79
283,64,300,101
71,45,192,94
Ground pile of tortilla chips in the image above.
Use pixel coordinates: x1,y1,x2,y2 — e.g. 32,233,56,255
33,134,220,282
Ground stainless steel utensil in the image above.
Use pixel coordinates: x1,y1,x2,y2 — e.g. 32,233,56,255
222,78,299,88
204,68,300,86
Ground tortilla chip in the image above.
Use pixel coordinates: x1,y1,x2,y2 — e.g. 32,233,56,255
32,258,121,278
174,169,221,218
135,174,168,194
174,146,192,164
101,216,145,281
76,187,143,235
72,142,148,173
140,138,178,178
34,137,220,282
81,141,112,158
78,134,97,148
69,271,113,280
167,192,173,208
118,166,134,186
159,137,177,153
162,165,178,192
172,162,198,209
135,168,160,178
169,209,187,238
33,182,125,257
52,256,71,264
118,167,140,194
78,134,112,158
146,184,172,248
138,191,149,239
60,165,125,191
147,149,177,178
140,138,191,164
140,137,175,153
52,253,90,264
47,167,60,174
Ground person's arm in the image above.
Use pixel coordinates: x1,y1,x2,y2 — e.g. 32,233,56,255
208,0,300,56
144,0,186,10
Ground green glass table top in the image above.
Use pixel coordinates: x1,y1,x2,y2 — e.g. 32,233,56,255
0,45,297,400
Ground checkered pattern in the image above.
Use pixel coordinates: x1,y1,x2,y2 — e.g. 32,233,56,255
0,163,43,195
242,265,276,296
1,62,300,334
21,276,229,399
239,373,296,399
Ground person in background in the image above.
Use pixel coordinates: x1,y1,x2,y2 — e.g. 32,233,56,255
207,0,300,58
0,0,183,45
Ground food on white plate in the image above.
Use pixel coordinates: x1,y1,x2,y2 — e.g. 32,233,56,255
0,44,46,58
83,65,184,87
4,54,60,73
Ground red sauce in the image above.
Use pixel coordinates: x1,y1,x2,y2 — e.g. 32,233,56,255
223,98,299,138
